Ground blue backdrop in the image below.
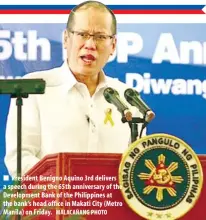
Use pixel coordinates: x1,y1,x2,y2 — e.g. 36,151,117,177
0,23,206,187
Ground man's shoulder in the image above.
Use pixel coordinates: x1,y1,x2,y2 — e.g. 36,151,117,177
23,65,64,87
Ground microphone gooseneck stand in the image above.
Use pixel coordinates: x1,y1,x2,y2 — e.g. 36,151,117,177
11,92,28,220
12,94,29,183
122,116,145,143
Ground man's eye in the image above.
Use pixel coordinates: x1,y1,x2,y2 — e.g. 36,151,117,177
78,33,88,37
96,35,107,40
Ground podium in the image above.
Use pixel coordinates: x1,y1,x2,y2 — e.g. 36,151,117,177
23,153,206,220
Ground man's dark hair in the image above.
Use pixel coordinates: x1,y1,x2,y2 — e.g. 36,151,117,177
66,1,117,35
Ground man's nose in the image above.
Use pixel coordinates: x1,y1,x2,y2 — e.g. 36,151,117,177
84,37,96,50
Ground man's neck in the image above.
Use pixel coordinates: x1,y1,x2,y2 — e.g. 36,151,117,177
74,73,99,96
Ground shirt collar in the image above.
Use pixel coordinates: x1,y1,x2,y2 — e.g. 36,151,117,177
61,61,108,91
60,61,77,91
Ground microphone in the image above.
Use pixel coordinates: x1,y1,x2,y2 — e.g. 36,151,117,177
103,87,132,122
124,88,155,125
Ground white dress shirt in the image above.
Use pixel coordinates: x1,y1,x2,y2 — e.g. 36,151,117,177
5,62,145,177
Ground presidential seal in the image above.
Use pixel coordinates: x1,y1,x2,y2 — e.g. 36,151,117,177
119,133,203,220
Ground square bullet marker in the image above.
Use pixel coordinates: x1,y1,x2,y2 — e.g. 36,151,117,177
3,175,9,181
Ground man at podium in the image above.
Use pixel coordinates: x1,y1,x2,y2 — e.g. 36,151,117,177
5,1,146,177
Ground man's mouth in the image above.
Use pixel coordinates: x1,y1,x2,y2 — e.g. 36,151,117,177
80,54,96,64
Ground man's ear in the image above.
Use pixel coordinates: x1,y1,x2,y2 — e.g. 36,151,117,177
63,29,69,49
111,37,117,55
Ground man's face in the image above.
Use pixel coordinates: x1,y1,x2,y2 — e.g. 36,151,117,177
63,8,116,76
